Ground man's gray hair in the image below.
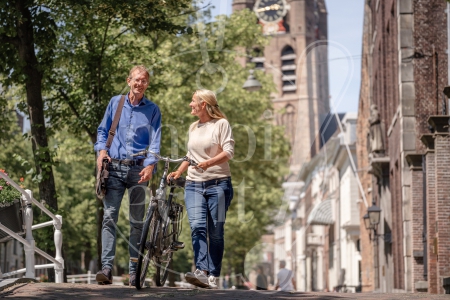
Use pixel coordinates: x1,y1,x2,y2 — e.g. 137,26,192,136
279,260,286,268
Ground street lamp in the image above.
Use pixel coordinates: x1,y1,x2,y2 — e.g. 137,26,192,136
363,213,373,231
242,69,262,92
367,203,381,227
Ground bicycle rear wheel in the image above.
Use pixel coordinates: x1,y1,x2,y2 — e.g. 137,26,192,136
135,202,158,290
153,208,176,286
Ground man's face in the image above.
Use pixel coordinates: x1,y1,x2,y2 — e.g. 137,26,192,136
128,70,149,97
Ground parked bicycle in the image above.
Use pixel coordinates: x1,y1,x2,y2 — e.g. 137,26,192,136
131,149,203,289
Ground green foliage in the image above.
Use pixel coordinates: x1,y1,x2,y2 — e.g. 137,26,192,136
44,0,192,142
51,131,98,272
0,1,57,87
0,122,36,204
0,176,22,205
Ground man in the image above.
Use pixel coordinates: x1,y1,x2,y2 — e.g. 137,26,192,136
275,260,296,292
94,65,161,286
255,265,268,290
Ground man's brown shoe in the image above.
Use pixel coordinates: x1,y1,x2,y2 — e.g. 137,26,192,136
96,268,112,285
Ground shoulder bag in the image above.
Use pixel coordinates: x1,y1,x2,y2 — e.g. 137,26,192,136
96,95,126,200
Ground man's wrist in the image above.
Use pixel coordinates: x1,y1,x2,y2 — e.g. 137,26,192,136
145,164,155,170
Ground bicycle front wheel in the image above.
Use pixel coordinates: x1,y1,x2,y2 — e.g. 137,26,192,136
135,201,158,290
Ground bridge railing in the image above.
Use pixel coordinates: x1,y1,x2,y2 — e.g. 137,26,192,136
0,171,64,283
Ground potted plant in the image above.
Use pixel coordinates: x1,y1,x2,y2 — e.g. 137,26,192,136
0,169,25,241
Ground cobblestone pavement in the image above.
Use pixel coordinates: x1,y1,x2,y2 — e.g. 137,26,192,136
1,282,450,299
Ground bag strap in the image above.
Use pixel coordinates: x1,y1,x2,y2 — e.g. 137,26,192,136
105,95,125,149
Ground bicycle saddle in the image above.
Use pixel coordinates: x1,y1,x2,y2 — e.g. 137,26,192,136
169,176,186,187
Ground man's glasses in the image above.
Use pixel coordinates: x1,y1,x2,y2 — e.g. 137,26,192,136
132,79,148,85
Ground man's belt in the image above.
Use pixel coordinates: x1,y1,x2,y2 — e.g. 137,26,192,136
111,158,145,166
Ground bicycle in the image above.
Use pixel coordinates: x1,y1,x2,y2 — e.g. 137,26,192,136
131,149,202,289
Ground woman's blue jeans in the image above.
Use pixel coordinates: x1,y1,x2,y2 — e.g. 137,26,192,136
184,177,233,277
101,162,148,274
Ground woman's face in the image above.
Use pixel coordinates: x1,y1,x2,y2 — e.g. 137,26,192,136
189,93,205,117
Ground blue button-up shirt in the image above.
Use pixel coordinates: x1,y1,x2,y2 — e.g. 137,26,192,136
94,94,161,167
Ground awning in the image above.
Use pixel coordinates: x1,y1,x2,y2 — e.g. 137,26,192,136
307,199,333,226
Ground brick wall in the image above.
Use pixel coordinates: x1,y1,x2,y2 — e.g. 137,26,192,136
356,1,374,292
433,131,450,293
410,162,425,290
413,0,448,151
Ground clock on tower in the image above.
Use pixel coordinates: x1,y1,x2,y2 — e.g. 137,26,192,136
254,0,289,34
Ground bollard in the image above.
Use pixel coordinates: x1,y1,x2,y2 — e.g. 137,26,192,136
53,215,64,283
88,270,91,284
24,190,36,279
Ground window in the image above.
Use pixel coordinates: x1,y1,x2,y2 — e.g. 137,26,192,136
250,48,265,71
281,46,296,93
281,104,296,146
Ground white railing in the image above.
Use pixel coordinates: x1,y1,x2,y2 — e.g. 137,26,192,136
0,172,64,283
66,272,149,286
67,271,94,284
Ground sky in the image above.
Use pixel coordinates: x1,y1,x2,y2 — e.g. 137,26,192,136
207,0,365,114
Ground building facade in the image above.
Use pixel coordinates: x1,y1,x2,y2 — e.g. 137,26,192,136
232,1,368,292
356,0,450,293
233,0,330,172
291,113,361,292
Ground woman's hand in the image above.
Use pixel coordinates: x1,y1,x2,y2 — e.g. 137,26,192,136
195,161,210,172
167,170,182,182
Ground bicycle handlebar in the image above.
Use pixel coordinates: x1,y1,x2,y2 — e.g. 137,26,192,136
132,150,204,172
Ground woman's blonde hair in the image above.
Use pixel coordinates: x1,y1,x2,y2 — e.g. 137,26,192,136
193,89,227,119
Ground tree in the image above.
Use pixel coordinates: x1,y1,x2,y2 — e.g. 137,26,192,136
44,0,192,143
0,0,58,210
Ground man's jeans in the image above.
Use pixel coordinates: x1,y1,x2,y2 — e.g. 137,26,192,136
101,162,148,274
184,177,233,277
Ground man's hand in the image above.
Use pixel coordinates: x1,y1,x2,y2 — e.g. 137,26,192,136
138,165,154,184
97,150,110,171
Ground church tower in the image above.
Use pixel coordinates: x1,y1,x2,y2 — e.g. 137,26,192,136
233,0,329,173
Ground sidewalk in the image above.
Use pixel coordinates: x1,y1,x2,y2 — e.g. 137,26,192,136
1,282,450,299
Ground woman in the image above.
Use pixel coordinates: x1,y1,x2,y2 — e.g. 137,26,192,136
168,89,234,289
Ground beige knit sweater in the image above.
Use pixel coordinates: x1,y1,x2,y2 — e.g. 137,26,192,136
186,118,235,181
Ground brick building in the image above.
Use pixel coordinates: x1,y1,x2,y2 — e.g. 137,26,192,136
356,0,450,293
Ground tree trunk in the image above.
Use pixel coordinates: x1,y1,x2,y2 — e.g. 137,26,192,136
15,0,57,210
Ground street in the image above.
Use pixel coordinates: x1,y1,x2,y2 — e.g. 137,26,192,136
1,282,450,299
